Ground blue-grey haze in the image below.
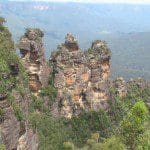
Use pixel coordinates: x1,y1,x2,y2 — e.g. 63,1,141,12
0,1,150,79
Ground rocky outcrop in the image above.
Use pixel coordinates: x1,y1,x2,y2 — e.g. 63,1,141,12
0,83,39,150
19,28,50,93
0,26,39,150
1,23,149,150
113,77,127,97
50,34,111,118
0,74,38,150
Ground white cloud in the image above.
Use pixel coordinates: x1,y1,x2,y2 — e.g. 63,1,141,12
8,0,150,4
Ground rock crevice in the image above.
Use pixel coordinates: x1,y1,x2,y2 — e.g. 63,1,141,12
19,29,50,93
50,34,111,118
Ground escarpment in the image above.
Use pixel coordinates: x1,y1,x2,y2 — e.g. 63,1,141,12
19,29,50,93
0,19,38,150
1,22,149,150
50,33,111,118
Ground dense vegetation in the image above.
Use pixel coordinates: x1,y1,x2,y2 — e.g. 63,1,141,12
29,69,150,150
0,17,28,122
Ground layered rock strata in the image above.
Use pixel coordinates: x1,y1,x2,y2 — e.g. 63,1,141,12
19,29,50,93
0,24,39,149
50,33,111,118
0,64,38,150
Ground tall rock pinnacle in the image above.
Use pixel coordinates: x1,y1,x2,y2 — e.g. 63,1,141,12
50,34,111,118
19,28,50,92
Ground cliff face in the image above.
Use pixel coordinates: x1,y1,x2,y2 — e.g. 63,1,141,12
1,23,149,149
50,33,111,118
19,29,50,93
0,20,38,150
1,91,38,150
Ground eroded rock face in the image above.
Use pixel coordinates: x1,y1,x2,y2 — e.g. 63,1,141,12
0,83,38,150
19,29,50,93
113,77,127,97
0,25,39,149
0,89,39,150
50,34,111,118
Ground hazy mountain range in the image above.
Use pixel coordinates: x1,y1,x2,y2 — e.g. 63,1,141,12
0,1,150,79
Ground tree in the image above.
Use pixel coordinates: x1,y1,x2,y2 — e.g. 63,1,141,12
136,121,150,150
29,113,68,150
63,142,75,150
120,101,148,150
65,110,112,147
97,136,126,150
0,17,5,25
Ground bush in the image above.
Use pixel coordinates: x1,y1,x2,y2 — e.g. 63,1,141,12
0,144,5,150
13,104,24,121
0,108,4,122
98,136,126,150
108,96,127,125
63,142,75,150
64,110,112,147
136,122,150,150
29,112,68,150
30,94,44,111
120,101,148,150
40,85,57,107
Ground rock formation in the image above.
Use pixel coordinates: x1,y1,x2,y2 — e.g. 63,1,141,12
113,77,127,97
19,28,50,93
1,23,150,149
0,24,39,150
0,66,38,150
50,33,111,118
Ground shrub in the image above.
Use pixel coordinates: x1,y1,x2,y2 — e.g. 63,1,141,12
12,104,24,121
120,101,148,150
64,110,112,147
0,144,5,150
63,142,75,150
98,136,126,150
40,84,57,108
29,112,68,150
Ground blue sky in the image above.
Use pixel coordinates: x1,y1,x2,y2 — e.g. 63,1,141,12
8,0,150,4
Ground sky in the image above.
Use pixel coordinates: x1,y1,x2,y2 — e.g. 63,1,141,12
7,0,150,4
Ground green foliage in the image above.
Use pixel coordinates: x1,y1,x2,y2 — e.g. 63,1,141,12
40,70,57,108
120,101,148,150
30,94,44,112
64,110,112,147
7,93,15,105
40,85,57,107
29,112,68,150
0,144,5,150
63,142,75,150
29,111,42,132
64,113,91,147
0,17,5,24
0,108,4,122
16,84,26,97
0,19,28,124
25,28,44,38
136,122,150,150
12,103,24,121
87,48,93,54
108,96,126,125
0,17,5,31
98,136,126,150
0,108,4,117
123,81,150,109
74,134,126,150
